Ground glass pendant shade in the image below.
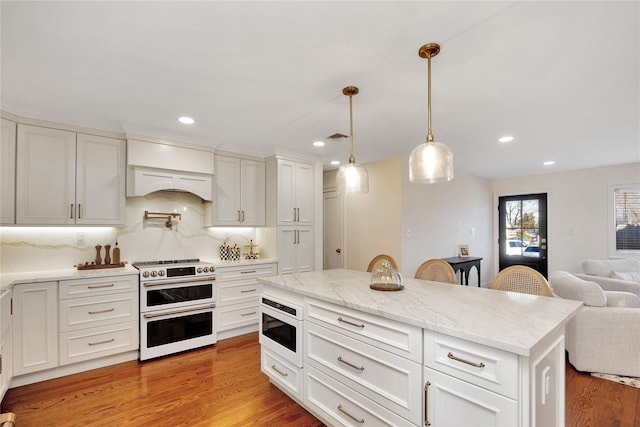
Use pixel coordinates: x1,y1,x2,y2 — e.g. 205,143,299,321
336,162,369,194
408,141,454,183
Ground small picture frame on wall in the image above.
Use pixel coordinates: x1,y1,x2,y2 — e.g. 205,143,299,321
458,244,469,257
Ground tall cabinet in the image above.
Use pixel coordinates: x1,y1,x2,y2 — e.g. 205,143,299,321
1,118,16,224
16,124,126,225
267,157,314,274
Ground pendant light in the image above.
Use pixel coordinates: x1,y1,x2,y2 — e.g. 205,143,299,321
336,86,369,194
409,43,454,183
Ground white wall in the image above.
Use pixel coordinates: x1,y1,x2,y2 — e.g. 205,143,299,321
492,162,640,275
401,160,493,286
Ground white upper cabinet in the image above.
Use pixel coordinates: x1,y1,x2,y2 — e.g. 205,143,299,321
1,118,16,224
274,158,313,226
16,124,125,225
208,154,265,226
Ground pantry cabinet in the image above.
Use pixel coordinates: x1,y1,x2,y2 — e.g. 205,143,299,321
209,155,265,226
16,124,126,225
1,118,16,224
276,227,313,274
269,158,313,226
12,282,59,376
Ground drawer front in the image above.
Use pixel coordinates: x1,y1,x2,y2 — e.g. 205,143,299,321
218,278,262,305
60,320,139,365
215,263,276,281
424,367,518,426
305,299,422,363
60,292,138,332
261,347,303,400
305,321,422,424
305,365,416,427
60,275,138,299
424,329,518,399
217,301,259,332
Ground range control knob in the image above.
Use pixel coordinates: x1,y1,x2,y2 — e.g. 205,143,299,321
203,267,209,273
158,270,165,277
151,271,157,277
197,267,203,273
142,271,150,278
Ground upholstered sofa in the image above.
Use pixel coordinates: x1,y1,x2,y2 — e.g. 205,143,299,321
576,258,640,297
549,271,640,377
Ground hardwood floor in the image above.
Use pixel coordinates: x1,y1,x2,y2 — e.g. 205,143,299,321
1,333,638,426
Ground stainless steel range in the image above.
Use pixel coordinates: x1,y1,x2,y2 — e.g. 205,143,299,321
133,259,217,361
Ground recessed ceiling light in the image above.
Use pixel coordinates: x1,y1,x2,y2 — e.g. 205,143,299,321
330,160,340,166
178,116,195,125
313,140,325,147
543,160,555,166
498,136,514,143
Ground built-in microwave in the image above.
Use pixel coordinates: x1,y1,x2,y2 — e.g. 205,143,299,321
259,295,303,368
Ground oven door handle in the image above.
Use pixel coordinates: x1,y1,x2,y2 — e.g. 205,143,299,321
142,276,216,287
143,304,216,319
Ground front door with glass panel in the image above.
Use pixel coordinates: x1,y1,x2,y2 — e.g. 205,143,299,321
498,193,548,277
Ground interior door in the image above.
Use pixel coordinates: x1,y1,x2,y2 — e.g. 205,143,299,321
498,193,548,277
323,189,344,269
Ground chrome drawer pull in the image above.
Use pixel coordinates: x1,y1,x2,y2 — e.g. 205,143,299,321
271,365,288,377
88,338,115,346
337,316,365,329
240,270,257,274
424,381,431,426
337,356,364,371
88,308,115,315
337,405,364,424
240,288,257,293
447,351,486,368
240,311,257,317
88,284,115,289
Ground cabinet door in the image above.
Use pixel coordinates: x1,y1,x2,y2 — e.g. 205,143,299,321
296,227,314,272
76,134,126,225
13,282,59,376
213,155,242,225
240,159,265,226
1,118,16,224
424,367,517,427
16,125,76,224
0,291,13,401
276,159,297,225
294,162,314,226
277,228,297,274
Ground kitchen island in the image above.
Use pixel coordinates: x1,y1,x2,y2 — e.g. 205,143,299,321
258,269,582,427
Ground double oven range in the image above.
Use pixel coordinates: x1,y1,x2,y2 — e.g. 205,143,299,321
133,259,217,361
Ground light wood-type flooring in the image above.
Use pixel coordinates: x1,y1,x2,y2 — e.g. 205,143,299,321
2,332,639,426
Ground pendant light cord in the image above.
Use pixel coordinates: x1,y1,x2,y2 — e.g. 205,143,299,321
349,93,356,163
427,55,434,143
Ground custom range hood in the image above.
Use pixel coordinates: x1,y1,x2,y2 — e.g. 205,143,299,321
126,137,215,201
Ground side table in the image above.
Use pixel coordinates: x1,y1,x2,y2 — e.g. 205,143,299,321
442,256,482,287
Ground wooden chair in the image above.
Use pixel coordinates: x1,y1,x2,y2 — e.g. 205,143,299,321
366,254,398,272
0,413,15,427
490,265,553,296
414,259,457,284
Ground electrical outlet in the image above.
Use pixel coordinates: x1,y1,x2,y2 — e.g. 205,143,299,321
406,228,412,239
76,232,84,244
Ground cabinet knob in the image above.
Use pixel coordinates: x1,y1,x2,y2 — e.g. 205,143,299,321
336,248,342,253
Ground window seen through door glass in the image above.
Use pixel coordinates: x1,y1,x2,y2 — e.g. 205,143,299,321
504,200,540,257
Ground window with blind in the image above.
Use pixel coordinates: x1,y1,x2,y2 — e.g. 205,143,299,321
613,186,640,253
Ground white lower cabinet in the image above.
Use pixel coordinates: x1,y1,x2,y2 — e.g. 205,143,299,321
58,275,138,366
13,282,59,376
215,262,276,340
276,227,313,274
1,290,13,402
304,299,422,426
262,346,304,399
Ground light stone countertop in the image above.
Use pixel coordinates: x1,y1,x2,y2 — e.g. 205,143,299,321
0,265,140,291
259,269,583,357
211,258,278,268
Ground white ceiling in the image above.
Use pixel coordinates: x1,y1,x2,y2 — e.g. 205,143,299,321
1,1,638,179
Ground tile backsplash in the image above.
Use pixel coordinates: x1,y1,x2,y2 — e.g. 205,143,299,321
0,192,273,273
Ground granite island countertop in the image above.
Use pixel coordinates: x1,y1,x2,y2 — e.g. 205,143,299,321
258,269,583,357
